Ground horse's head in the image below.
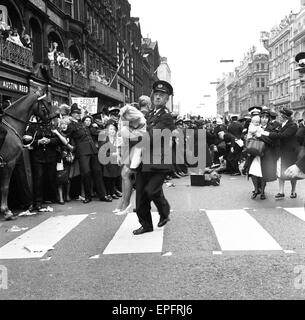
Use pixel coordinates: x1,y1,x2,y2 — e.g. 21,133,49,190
33,99,59,127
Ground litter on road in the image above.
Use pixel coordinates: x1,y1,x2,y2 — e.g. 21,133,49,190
165,182,175,187
40,257,52,261
162,252,173,257
24,245,54,253
6,226,29,232
89,254,100,259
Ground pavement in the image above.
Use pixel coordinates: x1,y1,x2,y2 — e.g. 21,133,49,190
0,173,305,300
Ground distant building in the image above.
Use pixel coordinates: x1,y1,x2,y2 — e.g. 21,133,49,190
157,57,173,111
266,12,297,113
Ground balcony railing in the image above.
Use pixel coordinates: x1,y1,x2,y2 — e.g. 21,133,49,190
89,79,124,102
72,73,88,90
0,37,33,70
50,64,72,84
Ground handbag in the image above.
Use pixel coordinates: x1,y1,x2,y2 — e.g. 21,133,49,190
245,138,265,157
56,169,69,185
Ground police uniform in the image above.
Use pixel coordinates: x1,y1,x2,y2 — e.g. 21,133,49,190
134,80,175,235
65,104,109,202
25,121,60,209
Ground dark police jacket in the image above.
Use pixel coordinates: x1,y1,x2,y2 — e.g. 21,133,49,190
26,122,60,164
65,119,98,158
227,121,243,140
141,106,175,172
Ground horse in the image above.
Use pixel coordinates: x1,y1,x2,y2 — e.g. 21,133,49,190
0,91,54,220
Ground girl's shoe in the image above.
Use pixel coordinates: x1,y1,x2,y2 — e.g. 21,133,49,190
115,204,132,216
251,192,259,199
290,193,297,199
115,191,123,197
111,194,119,200
275,193,285,199
260,194,266,200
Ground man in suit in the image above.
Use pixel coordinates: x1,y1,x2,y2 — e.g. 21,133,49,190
65,104,111,204
227,115,243,175
133,80,175,235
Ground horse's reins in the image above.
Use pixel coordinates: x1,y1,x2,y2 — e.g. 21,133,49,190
2,119,23,142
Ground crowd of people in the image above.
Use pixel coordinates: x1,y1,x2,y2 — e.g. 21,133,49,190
2,78,305,232
204,106,305,200
0,24,32,49
48,42,85,75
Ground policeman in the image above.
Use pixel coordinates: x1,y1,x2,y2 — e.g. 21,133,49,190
133,80,175,235
25,115,60,211
65,104,111,203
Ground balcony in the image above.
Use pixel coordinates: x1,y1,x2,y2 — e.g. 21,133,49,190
89,79,124,103
0,37,33,70
72,73,88,90
50,64,72,85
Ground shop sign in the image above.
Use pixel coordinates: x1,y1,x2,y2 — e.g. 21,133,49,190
0,80,29,94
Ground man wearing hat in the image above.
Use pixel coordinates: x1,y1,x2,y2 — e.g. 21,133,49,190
108,106,120,123
259,107,298,199
133,80,175,235
227,115,243,175
65,103,111,203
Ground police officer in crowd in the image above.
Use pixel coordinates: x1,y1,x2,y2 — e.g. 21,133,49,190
133,80,175,235
25,111,61,211
65,103,111,203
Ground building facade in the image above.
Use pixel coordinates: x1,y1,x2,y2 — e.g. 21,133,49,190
216,45,269,117
266,13,296,114
290,5,305,119
0,0,167,112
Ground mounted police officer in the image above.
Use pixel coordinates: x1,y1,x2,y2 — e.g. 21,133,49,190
65,103,111,203
133,80,175,235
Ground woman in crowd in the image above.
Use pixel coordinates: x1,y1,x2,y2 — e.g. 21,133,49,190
259,108,298,199
247,109,277,199
100,121,122,200
52,118,75,204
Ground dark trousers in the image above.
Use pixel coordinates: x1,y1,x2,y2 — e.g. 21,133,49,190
78,154,106,199
32,161,57,206
105,177,115,195
136,171,170,229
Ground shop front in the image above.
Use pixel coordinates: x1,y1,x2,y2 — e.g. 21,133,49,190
0,76,29,106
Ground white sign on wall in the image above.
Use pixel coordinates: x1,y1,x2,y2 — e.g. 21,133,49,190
71,97,98,115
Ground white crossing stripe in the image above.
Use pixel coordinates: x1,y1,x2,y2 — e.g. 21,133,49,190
284,207,305,222
0,215,88,259
206,210,283,251
103,212,164,255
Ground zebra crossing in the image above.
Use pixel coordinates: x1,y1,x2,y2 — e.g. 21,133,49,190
0,206,304,260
